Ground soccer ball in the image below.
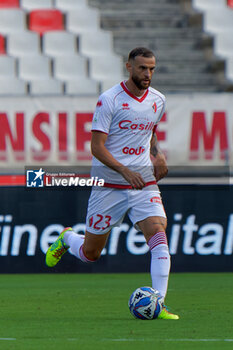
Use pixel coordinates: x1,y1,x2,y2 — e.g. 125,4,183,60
128,286,163,320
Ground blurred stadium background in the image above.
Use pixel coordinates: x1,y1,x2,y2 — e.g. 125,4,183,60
0,0,232,274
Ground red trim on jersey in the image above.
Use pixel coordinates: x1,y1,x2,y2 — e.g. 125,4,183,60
120,81,149,103
91,129,109,135
103,180,157,189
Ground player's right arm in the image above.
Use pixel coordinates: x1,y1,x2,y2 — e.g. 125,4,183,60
91,131,146,189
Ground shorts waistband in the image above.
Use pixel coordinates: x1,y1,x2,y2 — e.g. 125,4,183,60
103,180,157,189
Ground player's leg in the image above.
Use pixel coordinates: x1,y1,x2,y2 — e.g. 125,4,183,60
137,215,179,320
46,187,127,267
45,226,110,267
65,229,110,262
128,188,169,298
128,187,179,319
137,216,170,299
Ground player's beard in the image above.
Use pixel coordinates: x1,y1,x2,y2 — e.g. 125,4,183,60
132,75,151,90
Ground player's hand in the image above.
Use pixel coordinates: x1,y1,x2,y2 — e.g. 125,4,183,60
152,153,168,182
119,166,146,189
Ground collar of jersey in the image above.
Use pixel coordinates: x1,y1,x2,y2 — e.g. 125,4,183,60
120,81,149,103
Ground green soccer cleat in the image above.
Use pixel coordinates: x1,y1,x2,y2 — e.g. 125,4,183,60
158,305,179,320
45,227,72,267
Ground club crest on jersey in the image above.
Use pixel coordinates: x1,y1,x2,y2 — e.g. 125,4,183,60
152,102,157,113
122,103,130,110
96,100,102,107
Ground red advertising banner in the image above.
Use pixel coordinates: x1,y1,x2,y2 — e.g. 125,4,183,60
0,94,232,168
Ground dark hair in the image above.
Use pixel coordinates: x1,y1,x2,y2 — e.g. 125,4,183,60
128,47,155,61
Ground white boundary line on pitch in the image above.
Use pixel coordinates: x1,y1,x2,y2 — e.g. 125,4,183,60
101,338,233,342
2,338,232,343
166,339,233,342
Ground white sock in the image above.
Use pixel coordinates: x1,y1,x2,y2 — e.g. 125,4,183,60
63,230,84,260
148,232,171,299
63,230,94,263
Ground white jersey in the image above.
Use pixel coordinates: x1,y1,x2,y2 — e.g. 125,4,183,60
91,81,165,187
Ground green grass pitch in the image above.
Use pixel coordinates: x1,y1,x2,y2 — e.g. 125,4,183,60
0,273,232,350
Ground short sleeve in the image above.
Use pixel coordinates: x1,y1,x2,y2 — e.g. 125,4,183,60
91,93,114,134
153,96,166,133
157,97,166,124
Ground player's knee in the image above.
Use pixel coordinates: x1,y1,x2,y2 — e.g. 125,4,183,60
155,223,167,232
83,247,101,261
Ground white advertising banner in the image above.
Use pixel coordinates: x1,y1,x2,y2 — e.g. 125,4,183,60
0,94,232,169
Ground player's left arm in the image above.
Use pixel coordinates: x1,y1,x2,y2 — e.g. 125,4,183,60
150,132,168,182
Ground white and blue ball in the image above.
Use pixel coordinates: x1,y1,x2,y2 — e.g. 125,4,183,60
128,286,163,320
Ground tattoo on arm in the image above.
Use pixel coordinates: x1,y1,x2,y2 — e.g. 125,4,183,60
150,134,163,157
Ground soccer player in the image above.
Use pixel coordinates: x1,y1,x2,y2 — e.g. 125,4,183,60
46,47,179,320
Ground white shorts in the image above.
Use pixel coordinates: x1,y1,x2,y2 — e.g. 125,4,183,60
85,185,166,234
